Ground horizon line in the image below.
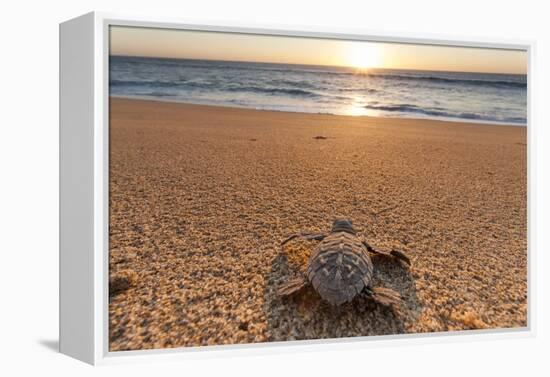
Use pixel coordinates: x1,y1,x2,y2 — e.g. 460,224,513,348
109,53,527,76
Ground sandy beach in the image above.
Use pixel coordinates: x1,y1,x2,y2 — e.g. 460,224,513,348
108,97,527,351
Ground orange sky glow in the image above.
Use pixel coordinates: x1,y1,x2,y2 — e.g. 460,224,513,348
110,26,527,74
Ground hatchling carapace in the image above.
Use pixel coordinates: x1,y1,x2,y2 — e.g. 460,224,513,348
278,219,411,308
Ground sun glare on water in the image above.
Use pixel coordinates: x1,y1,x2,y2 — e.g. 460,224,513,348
346,44,382,72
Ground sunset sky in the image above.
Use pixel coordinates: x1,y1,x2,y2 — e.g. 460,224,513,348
110,26,527,74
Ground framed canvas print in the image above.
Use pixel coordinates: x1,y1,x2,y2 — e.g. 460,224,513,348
59,12,533,365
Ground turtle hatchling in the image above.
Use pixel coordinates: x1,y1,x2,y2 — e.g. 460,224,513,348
278,219,411,308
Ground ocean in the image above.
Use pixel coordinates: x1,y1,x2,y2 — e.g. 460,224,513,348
109,55,527,125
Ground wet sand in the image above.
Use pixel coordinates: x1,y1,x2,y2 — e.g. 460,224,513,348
108,97,527,351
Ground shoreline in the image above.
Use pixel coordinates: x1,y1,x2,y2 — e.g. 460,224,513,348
109,95,527,127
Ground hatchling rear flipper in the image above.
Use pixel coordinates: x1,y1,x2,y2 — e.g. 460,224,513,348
277,274,309,297
364,286,402,310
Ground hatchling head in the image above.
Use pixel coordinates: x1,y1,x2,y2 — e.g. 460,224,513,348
330,218,356,234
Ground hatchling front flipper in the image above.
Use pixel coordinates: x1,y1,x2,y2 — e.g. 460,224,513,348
362,239,411,266
364,286,402,309
281,231,326,246
277,274,309,297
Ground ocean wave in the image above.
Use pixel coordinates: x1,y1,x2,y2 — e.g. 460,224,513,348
338,87,378,94
365,73,527,89
363,103,525,124
267,79,319,90
110,79,217,89
111,79,320,98
225,85,319,97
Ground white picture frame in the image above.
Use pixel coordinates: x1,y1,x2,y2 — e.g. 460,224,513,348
59,11,535,365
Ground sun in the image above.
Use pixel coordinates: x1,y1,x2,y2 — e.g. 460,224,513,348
347,44,382,71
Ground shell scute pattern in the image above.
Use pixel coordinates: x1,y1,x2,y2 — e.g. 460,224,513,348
307,231,374,306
